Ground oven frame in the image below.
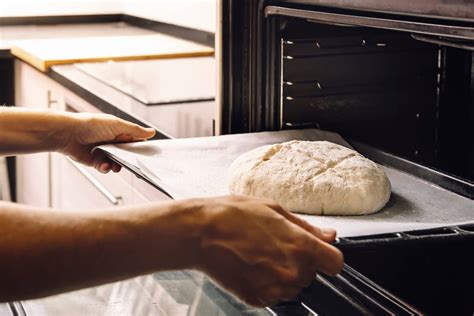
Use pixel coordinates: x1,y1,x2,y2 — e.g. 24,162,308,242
216,2,474,312
217,0,474,134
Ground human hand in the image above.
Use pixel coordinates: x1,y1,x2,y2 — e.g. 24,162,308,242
56,113,155,173
195,196,343,307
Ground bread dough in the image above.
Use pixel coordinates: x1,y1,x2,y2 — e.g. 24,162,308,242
228,140,391,215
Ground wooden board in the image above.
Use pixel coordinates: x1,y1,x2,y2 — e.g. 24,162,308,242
11,34,214,72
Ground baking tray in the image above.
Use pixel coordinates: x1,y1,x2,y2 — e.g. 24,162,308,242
95,129,474,238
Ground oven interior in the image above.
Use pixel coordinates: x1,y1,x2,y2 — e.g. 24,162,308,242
216,4,474,313
263,13,474,314
273,15,474,184
333,226,474,315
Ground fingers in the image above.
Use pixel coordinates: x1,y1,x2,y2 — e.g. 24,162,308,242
307,235,344,276
91,150,122,173
111,162,122,173
261,199,337,243
258,286,301,307
202,195,344,309
96,161,122,173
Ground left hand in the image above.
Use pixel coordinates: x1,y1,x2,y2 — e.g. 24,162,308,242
56,113,155,173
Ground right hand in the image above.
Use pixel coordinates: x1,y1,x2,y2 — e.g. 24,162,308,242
195,196,344,307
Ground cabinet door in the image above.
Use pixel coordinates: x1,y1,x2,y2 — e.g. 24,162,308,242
16,153,51,207
14,60,173,208
0,303,13,316
14,61,58,207
51,154,127,211
14,61,107,208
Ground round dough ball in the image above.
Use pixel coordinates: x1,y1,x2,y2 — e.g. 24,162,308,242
228,140,391,215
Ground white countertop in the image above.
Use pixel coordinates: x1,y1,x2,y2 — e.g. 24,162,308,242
0,22,155,50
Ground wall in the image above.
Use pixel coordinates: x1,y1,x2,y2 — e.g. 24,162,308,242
0,0,122,17
122,0,215,33
0,0,216,32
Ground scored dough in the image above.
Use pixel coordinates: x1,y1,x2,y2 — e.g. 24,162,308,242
228,140,391,215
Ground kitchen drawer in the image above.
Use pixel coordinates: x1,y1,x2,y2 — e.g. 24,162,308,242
0,303,13,316
51,154,135,211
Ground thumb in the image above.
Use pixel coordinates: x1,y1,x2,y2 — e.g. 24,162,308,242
114,121,156,142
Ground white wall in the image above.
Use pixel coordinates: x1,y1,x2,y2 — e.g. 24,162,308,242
122,0,215,33
0,0,122,17
0,0,216,33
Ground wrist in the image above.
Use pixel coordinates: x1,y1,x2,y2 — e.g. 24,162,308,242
169,198,209,270
134,199,209,272
0,108,76,153
48,112,78,153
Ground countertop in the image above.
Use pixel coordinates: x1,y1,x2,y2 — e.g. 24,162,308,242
0,22,153,51
50,59,215,140
1,21,216,139
74,58,215,105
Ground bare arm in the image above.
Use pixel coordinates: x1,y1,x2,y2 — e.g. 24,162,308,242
0,196,343,306
0,108,343,306
0,107,155,172
0,199,202,302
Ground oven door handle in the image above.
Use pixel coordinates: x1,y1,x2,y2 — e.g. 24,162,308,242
265,6,474,41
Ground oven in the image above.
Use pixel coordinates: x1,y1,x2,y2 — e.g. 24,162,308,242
217,1,474,314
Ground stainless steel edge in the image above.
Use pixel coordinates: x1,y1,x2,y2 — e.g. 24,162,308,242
281,0,474,23
215,0,223,136
265,6,474,40
412,33,474,50
342,265,423,314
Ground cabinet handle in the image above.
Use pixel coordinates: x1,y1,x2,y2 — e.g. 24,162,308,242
0,157,12,202
66,158,122,205
47,90,58,108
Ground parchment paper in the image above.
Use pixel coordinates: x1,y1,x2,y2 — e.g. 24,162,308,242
97,129,474,237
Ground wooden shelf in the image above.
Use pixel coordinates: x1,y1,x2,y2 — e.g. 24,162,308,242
11,34,214,72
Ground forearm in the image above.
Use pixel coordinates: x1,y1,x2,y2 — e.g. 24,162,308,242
0,200,203,302
0,107,72,156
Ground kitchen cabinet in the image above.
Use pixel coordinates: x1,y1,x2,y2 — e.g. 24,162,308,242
0,303,13,315
15,60,58,207
14,60,170,210
0,157,11,201
51,154,126,210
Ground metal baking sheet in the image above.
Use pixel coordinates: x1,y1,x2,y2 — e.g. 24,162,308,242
97,129,474,238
